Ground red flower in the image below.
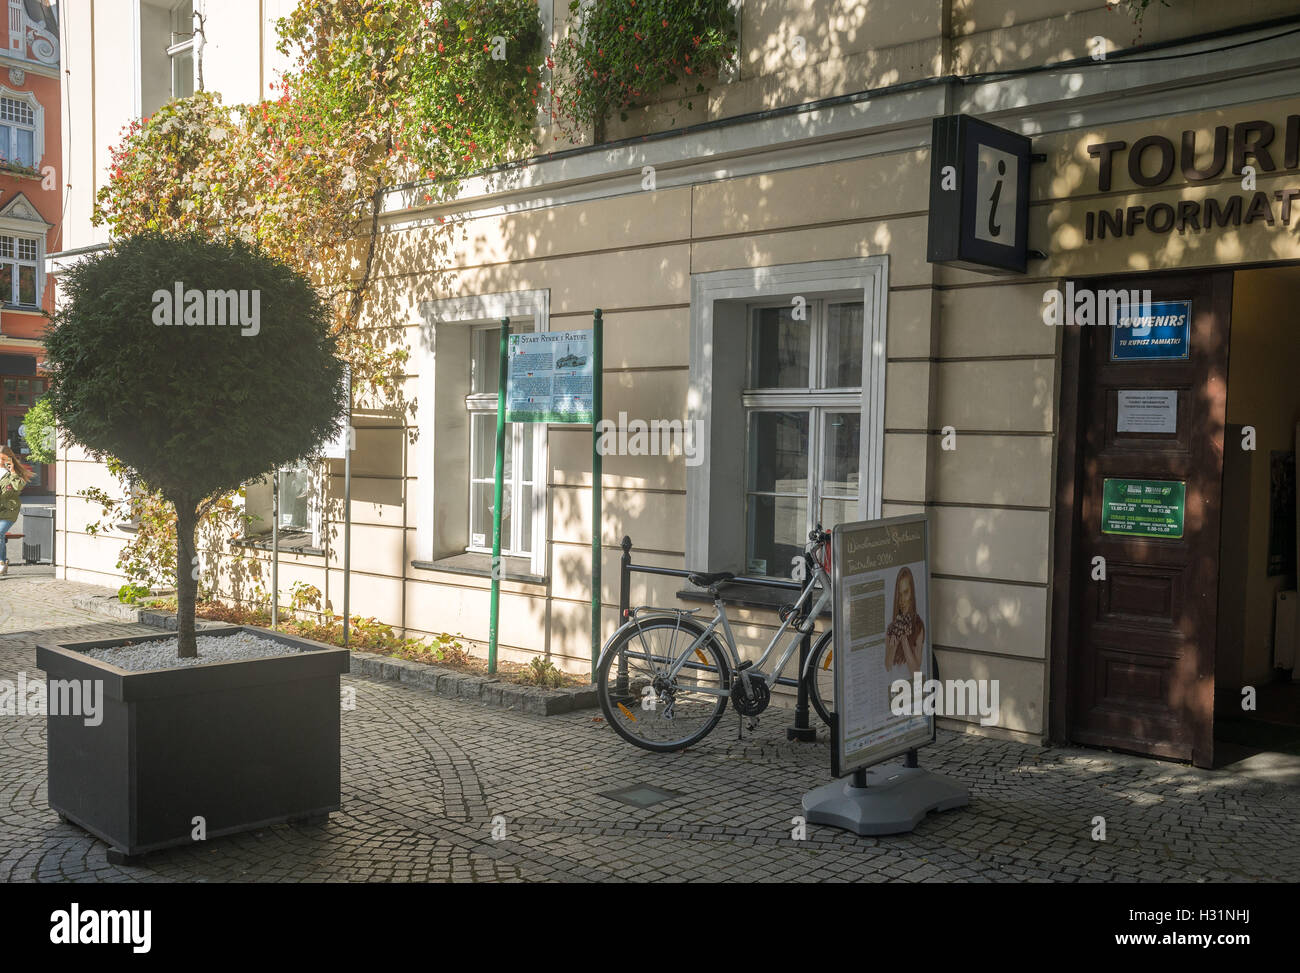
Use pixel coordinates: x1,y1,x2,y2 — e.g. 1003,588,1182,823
662,19,669,27
438,42,445,52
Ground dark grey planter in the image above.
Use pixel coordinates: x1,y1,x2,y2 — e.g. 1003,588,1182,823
36,625,349,863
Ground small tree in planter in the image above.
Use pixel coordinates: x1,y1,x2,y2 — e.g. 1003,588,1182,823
38,232,350,862
45,232,347,657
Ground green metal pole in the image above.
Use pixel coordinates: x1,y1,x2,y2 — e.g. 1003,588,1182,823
488,317,510,675
591,309,604,679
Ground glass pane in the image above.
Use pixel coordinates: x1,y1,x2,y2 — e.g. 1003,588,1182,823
278,469,312,531
821,498,857,529
474,327,501,395
470,482,494,547
749,305,810,389
471,412,497,479
172,50,194,99
172,0,194,34
747,411,809,494
821,412,860,496
0,263,11,304
519,484,533,554
0,235,12,258
15,128,32,167
519,421,534,485
17,264,34,305
0,126,8,163
825,302,865,388
746,494,807,577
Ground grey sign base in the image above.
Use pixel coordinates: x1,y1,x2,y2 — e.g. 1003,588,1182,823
802,765,969,836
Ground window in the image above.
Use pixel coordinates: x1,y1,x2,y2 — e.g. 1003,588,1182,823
0,96,34,167
0,234,38,306
743,300,863,575
467,324,535,557
169,1,195,99
276,467,315,534
414,289,551,579
686,258,888,578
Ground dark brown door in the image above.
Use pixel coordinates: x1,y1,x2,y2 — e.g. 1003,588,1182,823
1069,271,1231,767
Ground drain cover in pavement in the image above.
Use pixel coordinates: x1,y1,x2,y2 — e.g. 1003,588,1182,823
598,784,682,808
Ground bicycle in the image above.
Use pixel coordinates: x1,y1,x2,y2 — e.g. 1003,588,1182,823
595,526,838,752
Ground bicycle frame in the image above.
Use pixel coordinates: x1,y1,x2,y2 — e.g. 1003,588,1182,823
616,556,833,700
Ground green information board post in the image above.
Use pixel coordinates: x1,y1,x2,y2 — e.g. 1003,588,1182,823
488,319,510,673
590,309,603,676
489,311,603,677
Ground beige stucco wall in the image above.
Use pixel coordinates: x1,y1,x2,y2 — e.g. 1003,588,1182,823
52,3,1300,747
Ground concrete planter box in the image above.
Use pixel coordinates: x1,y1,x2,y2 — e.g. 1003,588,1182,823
36,625,349,863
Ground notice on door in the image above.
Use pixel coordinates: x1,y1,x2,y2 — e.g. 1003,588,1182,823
1117,390,1177,434
830,514,934,777
505,330,594,423
1101,478,1186,539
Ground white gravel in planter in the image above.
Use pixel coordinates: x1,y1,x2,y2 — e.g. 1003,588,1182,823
84,632,306,672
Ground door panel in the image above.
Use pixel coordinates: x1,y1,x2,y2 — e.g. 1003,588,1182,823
1069,272,1230,767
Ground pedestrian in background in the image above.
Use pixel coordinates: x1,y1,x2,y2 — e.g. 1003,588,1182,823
0,445,34,575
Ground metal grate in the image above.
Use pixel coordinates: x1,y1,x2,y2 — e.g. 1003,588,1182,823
598,784,682,809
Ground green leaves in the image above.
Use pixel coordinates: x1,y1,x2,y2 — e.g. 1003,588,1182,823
549,0,738,137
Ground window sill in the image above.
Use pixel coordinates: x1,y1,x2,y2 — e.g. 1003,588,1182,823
412,552,546,586
230,531,324,557
676,583,832,618
3,305,43,314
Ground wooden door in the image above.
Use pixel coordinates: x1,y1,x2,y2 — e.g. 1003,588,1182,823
1069,271,1231,767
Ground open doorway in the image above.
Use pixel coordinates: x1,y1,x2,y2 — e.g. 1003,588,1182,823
1215,267,1300,769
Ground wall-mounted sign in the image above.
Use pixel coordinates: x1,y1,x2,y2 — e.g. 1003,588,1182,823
1082,114,1300,241
927,114,1032,274
1110,300,1191,361
1101,478,1186,539
505,330,594,423
1117,389,1178,433
831,513,934,777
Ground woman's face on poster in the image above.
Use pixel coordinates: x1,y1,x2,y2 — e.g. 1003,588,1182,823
898,572,915,615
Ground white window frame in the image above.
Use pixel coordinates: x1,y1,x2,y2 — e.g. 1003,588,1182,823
741,297,864,575
168,0,196,99
415,289,550,578
0,85,42,167
0,232,40,307
687,257,888,574
466,324,536,559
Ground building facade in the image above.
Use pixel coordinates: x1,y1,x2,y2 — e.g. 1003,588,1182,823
0,0,59,498
53,1,1300,766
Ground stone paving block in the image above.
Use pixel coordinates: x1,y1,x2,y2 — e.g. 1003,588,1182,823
1,576,1298,884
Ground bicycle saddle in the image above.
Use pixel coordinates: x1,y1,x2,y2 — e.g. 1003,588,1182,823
688,571,735,588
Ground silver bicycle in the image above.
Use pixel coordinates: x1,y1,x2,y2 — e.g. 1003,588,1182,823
596,527,836,752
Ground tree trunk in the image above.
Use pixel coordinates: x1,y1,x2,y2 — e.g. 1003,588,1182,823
174,498,199,658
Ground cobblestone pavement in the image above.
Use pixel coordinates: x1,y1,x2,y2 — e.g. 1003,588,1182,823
2,577,1298,882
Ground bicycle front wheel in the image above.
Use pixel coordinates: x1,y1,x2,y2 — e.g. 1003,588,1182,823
597,616,731,753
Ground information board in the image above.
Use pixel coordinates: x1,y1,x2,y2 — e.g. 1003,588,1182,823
505,330,594,423
1110,300,1191,361
1101,478,1186,538
831,514,935,778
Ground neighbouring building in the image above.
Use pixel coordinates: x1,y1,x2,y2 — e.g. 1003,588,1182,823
0,0,59,500
53,1,1300,767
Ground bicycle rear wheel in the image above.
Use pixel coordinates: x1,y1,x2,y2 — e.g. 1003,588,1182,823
597,616,731,753
805,629,835,727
